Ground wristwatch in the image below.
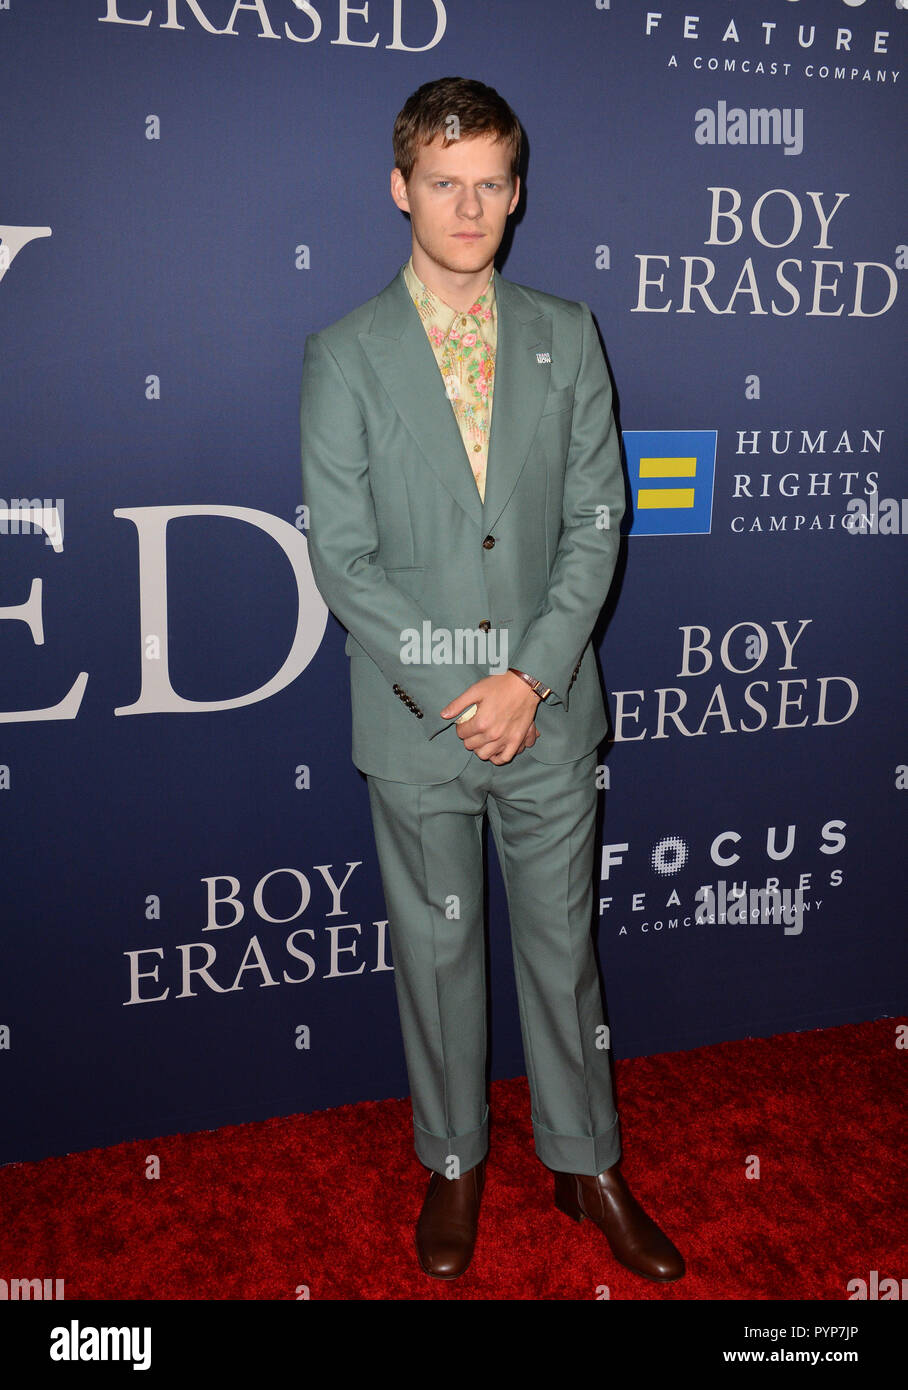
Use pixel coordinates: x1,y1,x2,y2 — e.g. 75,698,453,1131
508,668,552,701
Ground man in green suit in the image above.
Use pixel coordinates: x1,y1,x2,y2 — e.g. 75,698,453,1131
300,77,683,1283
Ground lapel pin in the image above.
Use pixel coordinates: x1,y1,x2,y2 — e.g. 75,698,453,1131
535,351,552,364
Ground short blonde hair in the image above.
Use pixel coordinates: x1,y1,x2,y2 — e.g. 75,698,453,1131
392,76,522,183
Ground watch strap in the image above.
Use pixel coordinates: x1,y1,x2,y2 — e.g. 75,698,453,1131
508,668,551,700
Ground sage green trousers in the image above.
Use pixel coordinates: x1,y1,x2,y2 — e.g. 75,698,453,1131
366,748,621,1177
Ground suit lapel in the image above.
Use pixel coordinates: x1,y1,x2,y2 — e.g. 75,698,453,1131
359,268,483,525
482,272,552,529
358,266,552,530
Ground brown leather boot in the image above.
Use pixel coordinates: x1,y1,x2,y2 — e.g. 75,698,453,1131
415,1157,486,1279
554,1164,685,1282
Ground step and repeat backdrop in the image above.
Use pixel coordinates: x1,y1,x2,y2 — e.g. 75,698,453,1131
2,1,905,1164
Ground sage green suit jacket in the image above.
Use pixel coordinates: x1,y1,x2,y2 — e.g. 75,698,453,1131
299,264,625,783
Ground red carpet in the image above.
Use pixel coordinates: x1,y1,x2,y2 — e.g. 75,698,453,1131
2,1019,905,1300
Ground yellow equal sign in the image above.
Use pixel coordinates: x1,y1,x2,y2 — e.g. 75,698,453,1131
637,456,697,510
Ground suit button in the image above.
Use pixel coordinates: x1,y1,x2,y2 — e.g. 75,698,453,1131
482,535,495,550
478,619,491,632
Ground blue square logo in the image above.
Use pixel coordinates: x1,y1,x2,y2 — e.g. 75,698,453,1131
622,430,717,536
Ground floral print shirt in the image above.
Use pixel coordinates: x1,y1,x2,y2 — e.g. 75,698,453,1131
403,256,497,502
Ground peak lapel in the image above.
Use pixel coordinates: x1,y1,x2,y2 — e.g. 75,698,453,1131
358,270,484,527
482,273,552,528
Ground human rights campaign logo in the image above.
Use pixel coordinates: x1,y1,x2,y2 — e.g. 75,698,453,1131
622,430,717,536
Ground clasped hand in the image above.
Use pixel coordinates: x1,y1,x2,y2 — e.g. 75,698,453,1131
440,672,540,765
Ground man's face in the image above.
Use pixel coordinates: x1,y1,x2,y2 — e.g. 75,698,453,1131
390,131,520,279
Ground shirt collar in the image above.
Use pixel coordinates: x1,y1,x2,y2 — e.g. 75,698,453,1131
403,256,496,338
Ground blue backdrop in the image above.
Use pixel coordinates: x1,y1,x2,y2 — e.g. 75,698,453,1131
2,0,905,1164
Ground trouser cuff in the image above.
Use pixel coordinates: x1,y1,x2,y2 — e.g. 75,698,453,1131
533,1115,621,1175
413,1107,489,1176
